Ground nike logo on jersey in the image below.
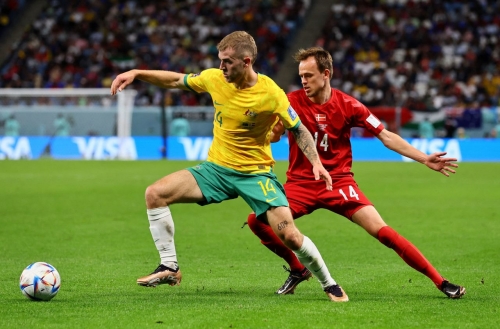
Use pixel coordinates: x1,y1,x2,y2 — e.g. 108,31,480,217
266,197,279,203
214,101,224,106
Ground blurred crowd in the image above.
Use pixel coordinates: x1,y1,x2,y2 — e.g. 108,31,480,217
0,0,308,106
1,0,499,138
0,0,24,33
312,0,500,111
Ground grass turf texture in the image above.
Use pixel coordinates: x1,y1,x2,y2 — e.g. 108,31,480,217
0,160,498,328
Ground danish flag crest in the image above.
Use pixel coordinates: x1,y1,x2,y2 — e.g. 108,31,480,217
315,114,326,122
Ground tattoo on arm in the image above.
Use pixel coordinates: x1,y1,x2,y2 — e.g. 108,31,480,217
291,125,320,164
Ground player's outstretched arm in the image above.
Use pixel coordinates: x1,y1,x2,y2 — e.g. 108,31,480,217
376,129,458,177
110,69,188,95
290,124,333,190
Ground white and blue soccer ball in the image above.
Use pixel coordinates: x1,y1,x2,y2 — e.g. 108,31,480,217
20,262,61,301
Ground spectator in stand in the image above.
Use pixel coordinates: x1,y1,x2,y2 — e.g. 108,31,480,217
492,124,500,139
444,117,458,138
4,114,20,136
169,113,190,137
456,127,468,139
53,113,71,136
419,117,434,139
488,127,497,138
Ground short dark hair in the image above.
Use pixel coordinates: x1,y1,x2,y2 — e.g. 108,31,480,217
293,47,333,78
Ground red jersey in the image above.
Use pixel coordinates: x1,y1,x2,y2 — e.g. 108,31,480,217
286,88,384,182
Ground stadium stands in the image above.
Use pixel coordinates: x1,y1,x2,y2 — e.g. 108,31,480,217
308,1,499,137
0,0,309,106
314,1,500,110
0,0,499,137
0,0,25,35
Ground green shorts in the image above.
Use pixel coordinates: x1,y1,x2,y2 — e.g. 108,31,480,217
186,161,288,217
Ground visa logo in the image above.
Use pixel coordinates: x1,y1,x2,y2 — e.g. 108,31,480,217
403,139,462,162
178,137,211,160
72,137,137,160
0,137,32,160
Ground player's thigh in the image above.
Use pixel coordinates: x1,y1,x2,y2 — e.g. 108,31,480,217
148,169,204,204
235,172,289,217
283,181,321,219
186,162,240,205
351,206,387,237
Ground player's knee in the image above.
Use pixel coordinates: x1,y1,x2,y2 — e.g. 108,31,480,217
145,184,164,208
279,229,302,250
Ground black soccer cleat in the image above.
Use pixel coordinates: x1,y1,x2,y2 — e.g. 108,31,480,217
441,280,466,299
275,265,312,294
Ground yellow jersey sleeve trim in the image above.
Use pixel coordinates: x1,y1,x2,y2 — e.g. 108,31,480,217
183,74,198,93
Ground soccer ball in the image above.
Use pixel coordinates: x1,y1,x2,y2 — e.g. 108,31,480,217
19,262,61,301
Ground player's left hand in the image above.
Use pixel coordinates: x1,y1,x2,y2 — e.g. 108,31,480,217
425,152,458,177
313,164,333,190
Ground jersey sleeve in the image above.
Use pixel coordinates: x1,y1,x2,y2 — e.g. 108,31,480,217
183,69,217,93
276,90,300,130
343,93,384,135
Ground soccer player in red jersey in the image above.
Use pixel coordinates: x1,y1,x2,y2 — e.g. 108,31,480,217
246,47,466,299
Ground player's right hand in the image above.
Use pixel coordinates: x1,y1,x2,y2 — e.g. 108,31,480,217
110,70,137,95
313,164,333,191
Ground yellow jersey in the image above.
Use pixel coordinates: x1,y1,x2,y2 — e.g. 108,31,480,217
184,68,300,173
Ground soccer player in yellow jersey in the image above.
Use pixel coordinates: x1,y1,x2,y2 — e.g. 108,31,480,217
111,31,348,302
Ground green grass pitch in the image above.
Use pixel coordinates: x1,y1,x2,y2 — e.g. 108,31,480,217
0,160,499,328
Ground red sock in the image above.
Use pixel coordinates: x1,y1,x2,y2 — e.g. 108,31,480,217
246,213,304,272
378,226,444,289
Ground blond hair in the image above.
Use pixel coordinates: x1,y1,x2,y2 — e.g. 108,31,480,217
293,47,333,78
217,31,257,64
